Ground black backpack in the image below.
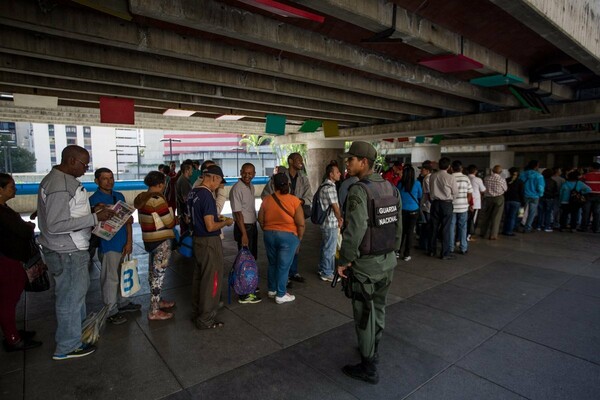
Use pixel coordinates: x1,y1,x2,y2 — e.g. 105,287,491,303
310,183,334,224
569,182,586,207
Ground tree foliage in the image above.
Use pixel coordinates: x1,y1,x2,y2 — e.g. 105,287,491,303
0,147,36,173
239,134,270,155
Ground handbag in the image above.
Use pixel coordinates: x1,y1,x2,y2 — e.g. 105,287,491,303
120,255,141,297
23,238,50,292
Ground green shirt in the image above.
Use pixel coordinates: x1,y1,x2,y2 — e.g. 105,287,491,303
339,173,402,278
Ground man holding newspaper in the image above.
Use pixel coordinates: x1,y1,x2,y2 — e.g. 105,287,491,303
90,168,140,326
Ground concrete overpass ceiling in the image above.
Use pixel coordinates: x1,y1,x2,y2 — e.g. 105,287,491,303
0,0,598,152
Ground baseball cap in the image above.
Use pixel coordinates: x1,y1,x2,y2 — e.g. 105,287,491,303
273,172,289,188
203,165,224,179
418,160,433,170
340,141,377,161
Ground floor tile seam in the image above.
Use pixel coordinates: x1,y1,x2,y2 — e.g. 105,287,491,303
182,330,362,400
401,299,516,332
132,318,187,392
496,330,600,368
447,271,573,301
439,281,541,308
399,363,532,400
289,292,356,320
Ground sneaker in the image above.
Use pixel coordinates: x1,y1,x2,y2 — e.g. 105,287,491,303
275,293,296,304
544,228,553,233
319,274,334,282
238,293,262,304
267,291,277,298
107,313,127,325
118,303,142,313
53,344,96,361
395,251,400,259
289,274,305,283
403,256,411,261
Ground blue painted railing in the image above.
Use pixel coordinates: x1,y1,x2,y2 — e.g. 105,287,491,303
15,176,271,195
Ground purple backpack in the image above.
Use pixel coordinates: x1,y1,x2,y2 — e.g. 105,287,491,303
228,247,258,302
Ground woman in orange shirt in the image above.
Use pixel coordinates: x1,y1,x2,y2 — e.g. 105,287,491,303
258,173,305,304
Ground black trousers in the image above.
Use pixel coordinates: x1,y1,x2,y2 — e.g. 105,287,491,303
400,210,418,258
234,222,258,261
428,200,454,257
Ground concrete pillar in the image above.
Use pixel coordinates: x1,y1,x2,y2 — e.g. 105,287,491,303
411,144,441,166
546,153,555,169
306,140,345,191
490,151,515,178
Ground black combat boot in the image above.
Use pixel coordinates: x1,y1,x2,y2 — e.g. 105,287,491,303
342,356,379,384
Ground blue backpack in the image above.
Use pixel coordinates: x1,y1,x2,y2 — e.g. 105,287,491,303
228,247,259,303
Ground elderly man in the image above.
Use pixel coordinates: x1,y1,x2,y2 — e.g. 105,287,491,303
38,145,114,360
230,162,261,304
428,157,458,260
188,165,234,329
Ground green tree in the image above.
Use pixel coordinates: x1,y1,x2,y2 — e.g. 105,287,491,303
0,147,36,173
271,143,307,167
239,134,269,155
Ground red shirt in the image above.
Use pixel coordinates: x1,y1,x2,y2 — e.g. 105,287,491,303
382,169,401,187
582,170,600,194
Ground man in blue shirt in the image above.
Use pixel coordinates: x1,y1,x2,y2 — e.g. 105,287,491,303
518,160,545,233
188,165,233,330
89,168,140,325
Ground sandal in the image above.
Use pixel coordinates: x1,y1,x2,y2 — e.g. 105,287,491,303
197,320,224,330
148,310,173,321
159,299,176,309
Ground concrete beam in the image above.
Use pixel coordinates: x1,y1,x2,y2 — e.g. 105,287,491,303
294,0,574,100
128,0,518,107
0,71,393,124
0,55,405,121
490,0,600,74
0,29,436,118
340,100,600,140
443,130,599,146
0,81,379,125
294,1,525,77
0,0,450,115
0,102,267,133
508,143,600,152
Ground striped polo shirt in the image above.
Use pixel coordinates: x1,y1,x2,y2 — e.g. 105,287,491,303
452,172,473,213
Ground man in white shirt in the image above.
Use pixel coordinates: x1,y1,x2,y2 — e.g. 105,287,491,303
466,165,486,241
229,163,261,304
450,161,473,255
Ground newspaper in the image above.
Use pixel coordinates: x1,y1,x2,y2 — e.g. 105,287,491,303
92,200,135,241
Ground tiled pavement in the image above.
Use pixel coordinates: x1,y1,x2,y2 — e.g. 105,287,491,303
2,218,600,400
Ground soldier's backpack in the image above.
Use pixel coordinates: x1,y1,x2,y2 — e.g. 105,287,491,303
228,247,259,303
310,183,334,224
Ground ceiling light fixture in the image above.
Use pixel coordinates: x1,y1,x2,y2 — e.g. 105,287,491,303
215,114,245,121
163,109,196,117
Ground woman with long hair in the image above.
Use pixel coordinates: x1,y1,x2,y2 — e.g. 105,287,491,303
258,173,305,304
396,165,422,261
0,173,42,351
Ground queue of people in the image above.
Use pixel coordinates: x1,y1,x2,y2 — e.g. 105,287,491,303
1,142,598,389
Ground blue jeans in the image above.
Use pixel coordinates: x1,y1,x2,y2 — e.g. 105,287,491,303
318,226,338,278
449,211,468,252
503,201,521,234
264,230,300,297
43,249,90,355
523,197,539,230
537,198,555,230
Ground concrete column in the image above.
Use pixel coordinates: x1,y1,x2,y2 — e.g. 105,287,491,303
490,151,515,177
306,140,345,191
411,144,441,166
546,153,555,169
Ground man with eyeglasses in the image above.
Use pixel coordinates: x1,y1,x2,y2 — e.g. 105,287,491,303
38,145,115,360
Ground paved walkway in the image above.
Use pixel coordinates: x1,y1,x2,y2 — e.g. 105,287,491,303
2,219,600,399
